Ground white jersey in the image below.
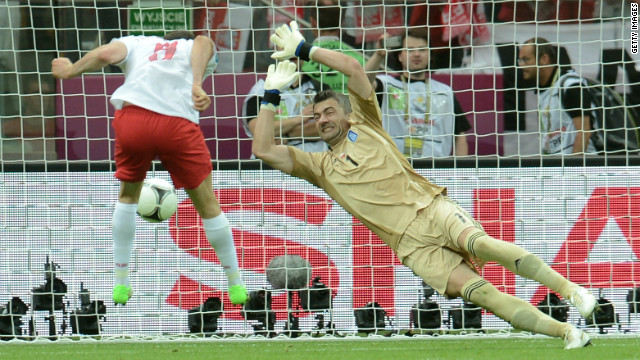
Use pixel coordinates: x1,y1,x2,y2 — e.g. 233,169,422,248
242,78,327,153
537,71,597,154
110,35,218,124
377,74,456,158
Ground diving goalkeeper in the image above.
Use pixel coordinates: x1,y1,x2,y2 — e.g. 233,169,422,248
251,21,596,349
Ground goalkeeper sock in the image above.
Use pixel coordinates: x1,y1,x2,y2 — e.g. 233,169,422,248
112,201,137,287
461,278,570,338
513,253,577,299
464,231,576,299
203,213,243,287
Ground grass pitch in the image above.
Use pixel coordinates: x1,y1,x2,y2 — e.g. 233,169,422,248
1,336,639,360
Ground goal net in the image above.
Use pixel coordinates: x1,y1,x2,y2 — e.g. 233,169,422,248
1,0,639,339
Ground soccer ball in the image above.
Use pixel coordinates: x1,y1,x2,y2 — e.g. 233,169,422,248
137,178,178,223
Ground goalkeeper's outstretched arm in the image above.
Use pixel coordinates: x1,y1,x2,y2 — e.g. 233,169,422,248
251,61,299,173
311,47,371,98
271,21,372,99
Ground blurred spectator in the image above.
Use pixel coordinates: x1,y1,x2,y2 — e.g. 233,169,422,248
242,59,327,155
365,28,471,158
518,37,597,155
495,1,596,23
408,1,491,70
1,77,57,160
408,2,460,69
301,2,365,93
240,0,305,73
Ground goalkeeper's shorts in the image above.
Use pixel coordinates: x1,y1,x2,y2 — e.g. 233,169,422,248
396,195,484,295
113,105,212,189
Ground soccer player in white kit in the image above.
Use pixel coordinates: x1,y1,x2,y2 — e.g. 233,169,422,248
52,31,248,306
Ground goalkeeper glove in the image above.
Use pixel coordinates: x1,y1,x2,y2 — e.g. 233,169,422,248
270,21,317,61
260,60,299,111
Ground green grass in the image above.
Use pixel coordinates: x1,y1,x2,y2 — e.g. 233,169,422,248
1,336,639,360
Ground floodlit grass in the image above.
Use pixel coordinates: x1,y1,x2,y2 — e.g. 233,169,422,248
1,336,639,360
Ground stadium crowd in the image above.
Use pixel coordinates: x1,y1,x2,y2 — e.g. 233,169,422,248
1,0,638,161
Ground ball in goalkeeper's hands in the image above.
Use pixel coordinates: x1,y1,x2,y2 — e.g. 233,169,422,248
264,60,299,92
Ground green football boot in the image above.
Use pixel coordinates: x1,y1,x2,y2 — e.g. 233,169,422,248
113,285,133,305
228,284,248,305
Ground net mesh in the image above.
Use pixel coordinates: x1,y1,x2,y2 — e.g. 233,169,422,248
0,0,639,339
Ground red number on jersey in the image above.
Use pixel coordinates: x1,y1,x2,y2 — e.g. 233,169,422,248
149,41,178,62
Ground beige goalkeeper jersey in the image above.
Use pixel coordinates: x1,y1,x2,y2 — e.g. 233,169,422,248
288,88,446,251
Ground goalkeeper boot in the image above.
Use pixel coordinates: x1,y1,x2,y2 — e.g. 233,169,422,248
564,326,591,349
569,287,597,319
228,284,248,305
113,284,133,305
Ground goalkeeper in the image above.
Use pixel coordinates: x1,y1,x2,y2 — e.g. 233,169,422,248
51,31,247,307
252,21,596,349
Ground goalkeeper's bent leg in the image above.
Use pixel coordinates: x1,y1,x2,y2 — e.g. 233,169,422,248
463,230,577,299
461,277,571,338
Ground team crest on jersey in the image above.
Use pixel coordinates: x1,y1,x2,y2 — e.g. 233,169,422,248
347,130,358,142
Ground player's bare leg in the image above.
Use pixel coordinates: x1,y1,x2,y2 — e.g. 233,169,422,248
186,174,247,305
458,228,597,320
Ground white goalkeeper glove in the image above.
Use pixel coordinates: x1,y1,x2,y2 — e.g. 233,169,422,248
260,60,299,111
270,21,317,61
